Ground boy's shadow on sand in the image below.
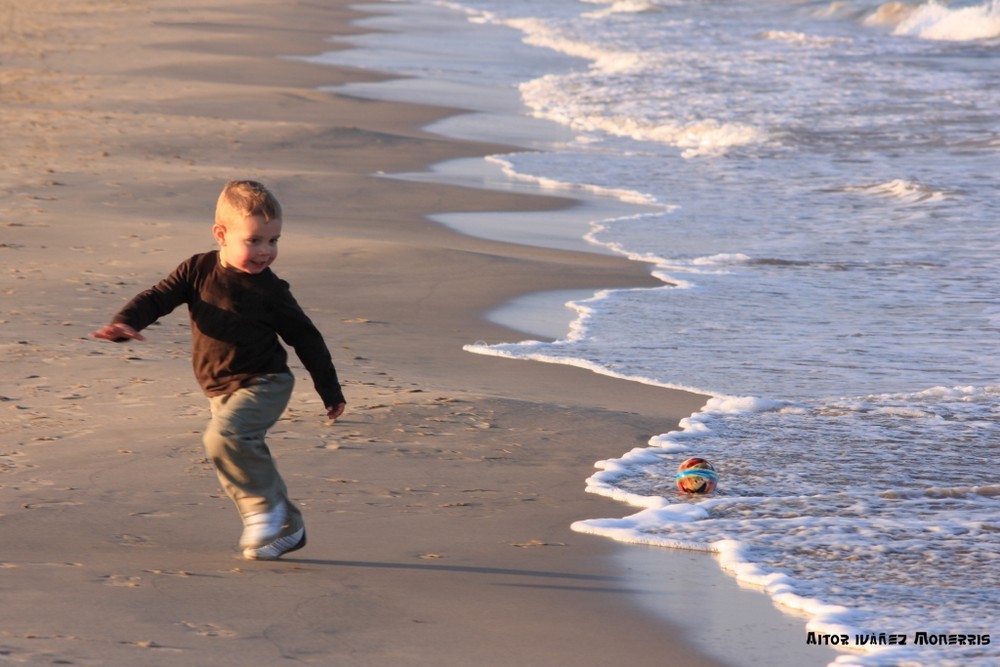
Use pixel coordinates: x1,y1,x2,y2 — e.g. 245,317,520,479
280,558,643,594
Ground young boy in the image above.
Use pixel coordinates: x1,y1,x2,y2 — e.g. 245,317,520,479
92,180,346,560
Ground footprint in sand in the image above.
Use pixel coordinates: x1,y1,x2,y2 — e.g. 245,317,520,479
20,500,82,510
102,574,143,588
179,621,238,638
114,534,155,547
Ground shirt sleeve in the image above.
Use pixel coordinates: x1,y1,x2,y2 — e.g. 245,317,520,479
111,257,195,332
271,281,346,408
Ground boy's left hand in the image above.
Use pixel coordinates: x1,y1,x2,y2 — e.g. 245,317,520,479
326,403,346,422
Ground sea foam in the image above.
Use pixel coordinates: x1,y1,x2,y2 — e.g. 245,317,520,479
894,0,1000,41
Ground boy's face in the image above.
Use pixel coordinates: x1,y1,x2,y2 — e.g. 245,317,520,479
214,214,282,274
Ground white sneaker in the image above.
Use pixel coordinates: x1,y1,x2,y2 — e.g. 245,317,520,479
243,527,306,560
239,502,287,549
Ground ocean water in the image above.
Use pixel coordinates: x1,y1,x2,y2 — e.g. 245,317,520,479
308,1,1000,665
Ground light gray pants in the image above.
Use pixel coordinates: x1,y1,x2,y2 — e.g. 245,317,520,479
202,373,303,530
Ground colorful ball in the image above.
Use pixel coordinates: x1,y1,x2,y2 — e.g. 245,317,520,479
675,457,718,495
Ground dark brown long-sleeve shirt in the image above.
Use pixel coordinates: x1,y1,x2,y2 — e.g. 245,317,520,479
112,251,345,408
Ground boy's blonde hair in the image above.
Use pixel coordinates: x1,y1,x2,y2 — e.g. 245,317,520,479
215,180,282,228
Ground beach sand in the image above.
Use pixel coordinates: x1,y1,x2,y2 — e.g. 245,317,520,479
0,1,838,665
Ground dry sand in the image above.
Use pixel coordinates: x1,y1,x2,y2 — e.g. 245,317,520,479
0,1,838,665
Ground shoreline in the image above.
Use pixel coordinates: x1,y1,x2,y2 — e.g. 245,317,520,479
307,5,841,666
0,1,837,665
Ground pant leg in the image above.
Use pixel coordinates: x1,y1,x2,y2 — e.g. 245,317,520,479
202,373,303,527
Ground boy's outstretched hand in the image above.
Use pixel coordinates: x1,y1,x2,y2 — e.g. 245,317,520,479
91,323,145,342
326,403,346,422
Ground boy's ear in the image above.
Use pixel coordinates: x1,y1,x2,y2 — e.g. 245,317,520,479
212,224,227,246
